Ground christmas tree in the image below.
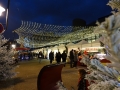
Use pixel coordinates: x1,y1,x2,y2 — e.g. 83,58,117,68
0,23,17,81
80,0,120,90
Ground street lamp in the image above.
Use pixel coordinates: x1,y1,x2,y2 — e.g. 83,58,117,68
0,0,10,30
0,5,5,16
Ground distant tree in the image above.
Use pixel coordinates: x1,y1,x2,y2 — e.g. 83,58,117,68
72,18,86,26
72,18,86,32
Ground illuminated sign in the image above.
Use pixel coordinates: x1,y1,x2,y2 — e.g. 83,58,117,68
85,47,104,52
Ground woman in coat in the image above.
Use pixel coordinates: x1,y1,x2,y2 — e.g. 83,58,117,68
78,69,89,90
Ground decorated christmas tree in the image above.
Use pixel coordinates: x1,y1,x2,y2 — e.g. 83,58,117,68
0,23,17,81
80,0,120,90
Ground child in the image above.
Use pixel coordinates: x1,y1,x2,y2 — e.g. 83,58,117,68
78,69,89,90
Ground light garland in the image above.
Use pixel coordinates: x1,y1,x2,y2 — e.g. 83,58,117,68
14,21,98,48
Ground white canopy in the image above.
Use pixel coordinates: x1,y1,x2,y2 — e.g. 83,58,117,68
82,38,101,48
58,44,65,48
81,39,103,52
74,40,88,49
51,46,58,51
58,44,66,53
66,42,75,47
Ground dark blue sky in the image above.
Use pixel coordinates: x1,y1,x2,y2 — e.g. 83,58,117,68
0,0,111,39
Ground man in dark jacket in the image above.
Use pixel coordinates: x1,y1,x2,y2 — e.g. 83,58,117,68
38,51,43,63
69,49,74,68
61,51,67,63
56,51,61,64
49,51,54,64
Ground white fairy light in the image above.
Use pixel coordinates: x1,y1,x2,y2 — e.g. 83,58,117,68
11,44,16,49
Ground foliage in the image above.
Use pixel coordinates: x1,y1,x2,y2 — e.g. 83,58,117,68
0,34,17,81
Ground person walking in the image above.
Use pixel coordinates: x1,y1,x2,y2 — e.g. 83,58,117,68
69,49,74,68
49,51,54,64
73,50,78,68
38,51,43,63
61,50,67,66
77,69,89,90
56,51,61,64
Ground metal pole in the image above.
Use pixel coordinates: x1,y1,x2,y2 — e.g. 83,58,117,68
6,0,10,30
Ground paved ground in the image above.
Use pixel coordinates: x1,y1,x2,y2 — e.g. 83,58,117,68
0,59,86,90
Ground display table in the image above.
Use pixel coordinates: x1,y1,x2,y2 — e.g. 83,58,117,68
37,63,65,90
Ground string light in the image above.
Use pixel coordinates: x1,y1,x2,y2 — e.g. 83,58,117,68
14,21,98,48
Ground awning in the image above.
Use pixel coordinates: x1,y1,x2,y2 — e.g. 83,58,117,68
15,47,30,51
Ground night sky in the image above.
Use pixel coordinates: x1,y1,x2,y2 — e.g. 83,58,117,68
0,0,111,39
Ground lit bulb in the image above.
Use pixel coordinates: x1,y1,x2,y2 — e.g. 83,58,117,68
12,44,16,49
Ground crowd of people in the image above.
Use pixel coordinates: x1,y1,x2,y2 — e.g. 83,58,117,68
69,49,84,68
14,49,98,90
69,49,99,90
13,51,46,64
48,49,93,90
69,49,99,68
12,46,101,90
49,50,67,65
48,49,98,68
